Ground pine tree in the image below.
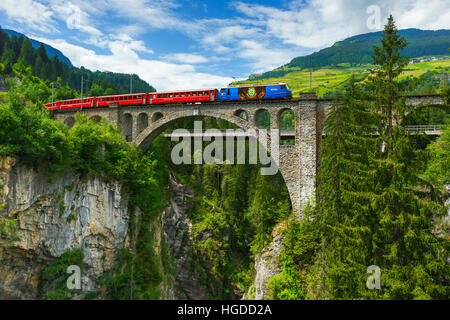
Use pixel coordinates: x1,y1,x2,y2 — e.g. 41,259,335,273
19,37,35,67
310,77,381,299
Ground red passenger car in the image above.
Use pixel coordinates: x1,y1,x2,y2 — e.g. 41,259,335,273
45,97,97,111
150,89,218,104
96,93,147,107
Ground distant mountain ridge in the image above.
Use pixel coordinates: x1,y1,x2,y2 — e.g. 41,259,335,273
249,29,450,80
3,29,73,67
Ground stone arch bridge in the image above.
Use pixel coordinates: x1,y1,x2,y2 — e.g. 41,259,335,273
53,93,445,218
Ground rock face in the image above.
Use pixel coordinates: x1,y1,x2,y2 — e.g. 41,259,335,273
247,233,284,300
0,158,129,299
161,172,208,299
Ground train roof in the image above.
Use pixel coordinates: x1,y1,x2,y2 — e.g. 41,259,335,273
223,83,288,88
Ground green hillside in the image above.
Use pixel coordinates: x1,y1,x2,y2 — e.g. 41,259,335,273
233,58,450,98
248,29,450,81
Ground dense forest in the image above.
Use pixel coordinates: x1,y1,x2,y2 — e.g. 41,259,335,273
0,16,448,300
0,26,155,101
250,28,450,80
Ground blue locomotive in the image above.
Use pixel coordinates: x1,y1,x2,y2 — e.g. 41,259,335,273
219,83,292,101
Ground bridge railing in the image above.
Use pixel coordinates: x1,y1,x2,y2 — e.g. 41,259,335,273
404,125,443,132
162,125,443,138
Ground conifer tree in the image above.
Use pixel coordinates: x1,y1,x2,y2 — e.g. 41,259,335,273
366,15,448,300
310,76,380,299
308,16,448,300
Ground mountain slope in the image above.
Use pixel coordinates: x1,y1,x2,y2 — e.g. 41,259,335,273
250,29,450,80
4,29,73,67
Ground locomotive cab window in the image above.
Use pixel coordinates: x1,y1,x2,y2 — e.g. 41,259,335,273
281,85,286,90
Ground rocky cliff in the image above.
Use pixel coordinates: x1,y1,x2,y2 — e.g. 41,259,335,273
160,172,208,299
0,157,210,300
0,157,129,299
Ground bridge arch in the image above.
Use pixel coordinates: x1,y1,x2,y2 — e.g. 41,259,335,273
152,112,164,122
279,108,295,130
121,113,133,142
90,115,102,123
254,108,270,129
64,116,75,129
135,110,295,213
137,113,149,135
234,109,249,121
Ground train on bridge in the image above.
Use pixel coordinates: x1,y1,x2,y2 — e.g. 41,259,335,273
45,83,293,111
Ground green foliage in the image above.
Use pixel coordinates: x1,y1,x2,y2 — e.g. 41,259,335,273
267,207,320,300
42,248,85,300
298,16,450,300
166,122,293,298
0,202,20,247
423,119,450,188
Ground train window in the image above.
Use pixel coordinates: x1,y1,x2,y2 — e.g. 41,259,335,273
158,94,162,98
186,93,191,97
193,92,197,97
175,93,179,97
227,89,230,95
169,94,173,98
281,85,286,90
198,92,202,96
181,93,185,97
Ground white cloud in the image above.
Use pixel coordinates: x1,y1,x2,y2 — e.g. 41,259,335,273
51,1,102,36
33,37,233,91
0,0,56,32
233,0,450,49
106,0,202,35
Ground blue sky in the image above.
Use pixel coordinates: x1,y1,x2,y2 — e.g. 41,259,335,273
0,0,449,91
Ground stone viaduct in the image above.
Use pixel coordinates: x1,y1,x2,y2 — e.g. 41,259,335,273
53,93,445,218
